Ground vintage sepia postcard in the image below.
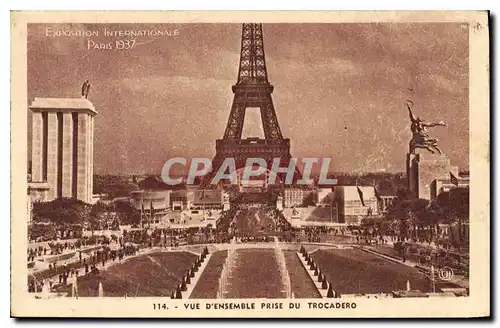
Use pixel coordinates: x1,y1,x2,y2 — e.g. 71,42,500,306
11,11,490,318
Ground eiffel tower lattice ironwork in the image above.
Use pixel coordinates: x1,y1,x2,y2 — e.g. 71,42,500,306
209,23,296,185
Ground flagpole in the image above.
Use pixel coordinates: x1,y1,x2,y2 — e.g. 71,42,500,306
330,194,333,224
141,195,144,229
149,197,152,228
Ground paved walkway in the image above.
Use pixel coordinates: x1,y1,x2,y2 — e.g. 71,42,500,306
362,246,469,289
29,244,104,273
34,246,197,293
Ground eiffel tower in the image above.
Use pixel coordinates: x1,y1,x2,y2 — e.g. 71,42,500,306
209,23,295,186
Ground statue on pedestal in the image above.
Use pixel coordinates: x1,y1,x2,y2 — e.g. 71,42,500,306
81,80,91,99
407,100,446,155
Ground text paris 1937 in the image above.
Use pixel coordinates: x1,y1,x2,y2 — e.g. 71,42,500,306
87,39,136,50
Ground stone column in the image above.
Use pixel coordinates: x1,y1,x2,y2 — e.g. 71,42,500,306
61,113,73,197
89,115,94,200
77,113,89,202
86,114,91,200
31,112,43,181
46,113,59,199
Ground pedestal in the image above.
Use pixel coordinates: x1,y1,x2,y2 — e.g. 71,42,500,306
276,197,283,211
223,192,230,211
407,151,451,200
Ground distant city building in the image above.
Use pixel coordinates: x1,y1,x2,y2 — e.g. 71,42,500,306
170,191,188,210
236,168,269,192
333,185,379,225
431,171,470,200
406,149,467,201
130,190,171,225
283,188,315,208
130,190,171,212
406,150,469,201
378,195,396,212
29,97,97,203
190,190,223,210
316,187,334,205
373,183,398,213
139,190,224,212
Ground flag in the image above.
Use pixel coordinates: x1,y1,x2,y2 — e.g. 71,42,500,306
356,183,366,207
372,184,383,212
199,189,211,203
450,172,459,186
373,183,380,199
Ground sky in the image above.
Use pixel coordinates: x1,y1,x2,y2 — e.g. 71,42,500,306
27,23,469,175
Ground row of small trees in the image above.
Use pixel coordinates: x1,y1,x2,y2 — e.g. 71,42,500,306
32,197,141,228
381,187,469,250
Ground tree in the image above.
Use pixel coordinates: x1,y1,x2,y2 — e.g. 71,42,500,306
32,198,91,225
384,188,434,241
435,187,470,251
385,189,413,239
93,174,140,199
419,201,441,242
407,198,434,242
89,201,109,232
114,199,140,225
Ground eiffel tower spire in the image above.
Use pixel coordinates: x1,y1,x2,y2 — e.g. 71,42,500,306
223,23,283,141
236,23,269,85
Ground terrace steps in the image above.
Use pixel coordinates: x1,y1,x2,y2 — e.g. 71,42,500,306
296,251,329,298
189,250,228,299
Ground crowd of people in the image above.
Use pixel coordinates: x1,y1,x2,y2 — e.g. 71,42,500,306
215,208,238,234
267,208,293,232
236,236,274,243
28,241,141,294
27,235,114,262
